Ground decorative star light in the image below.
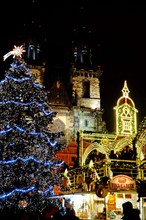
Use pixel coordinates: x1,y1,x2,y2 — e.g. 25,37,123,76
3,45,26,61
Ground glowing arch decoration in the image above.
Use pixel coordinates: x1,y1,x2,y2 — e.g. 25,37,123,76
113,135,134,153
82,135,134,165
136,116,146,160
82,142,108,165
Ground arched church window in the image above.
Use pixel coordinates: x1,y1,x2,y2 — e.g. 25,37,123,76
27,42,36,60
83,80,90,98
85,119,88,127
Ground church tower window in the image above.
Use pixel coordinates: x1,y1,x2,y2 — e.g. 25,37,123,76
83,80,90,98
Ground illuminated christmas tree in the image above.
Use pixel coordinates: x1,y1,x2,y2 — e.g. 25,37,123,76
0,46,65,215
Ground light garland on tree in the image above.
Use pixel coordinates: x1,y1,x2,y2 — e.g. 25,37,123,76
0,46,65,214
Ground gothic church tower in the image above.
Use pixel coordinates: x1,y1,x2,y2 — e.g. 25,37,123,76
70,33,105,134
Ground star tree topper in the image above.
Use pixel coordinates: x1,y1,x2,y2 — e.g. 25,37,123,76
3,45,25,61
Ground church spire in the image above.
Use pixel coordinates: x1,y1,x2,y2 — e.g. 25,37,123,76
21,0,47,66
70,4,101,70
122,80,130,98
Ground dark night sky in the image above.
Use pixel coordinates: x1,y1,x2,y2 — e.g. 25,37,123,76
1,2,146,131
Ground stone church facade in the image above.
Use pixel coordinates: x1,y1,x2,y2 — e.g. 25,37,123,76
23,39,140,169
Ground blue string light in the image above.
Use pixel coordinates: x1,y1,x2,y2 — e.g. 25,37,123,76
0,156,64,167
0,187,35,199
0,126,57,146
0,186,55,200
0,100,53,116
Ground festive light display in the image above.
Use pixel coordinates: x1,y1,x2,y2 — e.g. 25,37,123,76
3,45,25,61
113,80,138,137
0,46,65,214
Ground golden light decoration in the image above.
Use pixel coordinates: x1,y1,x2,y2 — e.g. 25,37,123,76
3,45,26,61
19,200,28,208
102,138,109,145
31,178,37,184
28,192,32,196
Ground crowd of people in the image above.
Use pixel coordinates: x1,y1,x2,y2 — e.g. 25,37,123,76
0,200,141,220
42,200,141,220
86,145,135,165
42,206,80,220
109,146,135,160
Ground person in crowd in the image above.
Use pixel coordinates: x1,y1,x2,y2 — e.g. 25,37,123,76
53,209,64,220
109,150,117,159
121,201,141,220
120,146,134,160
63,208,80,220
90,149,99,162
